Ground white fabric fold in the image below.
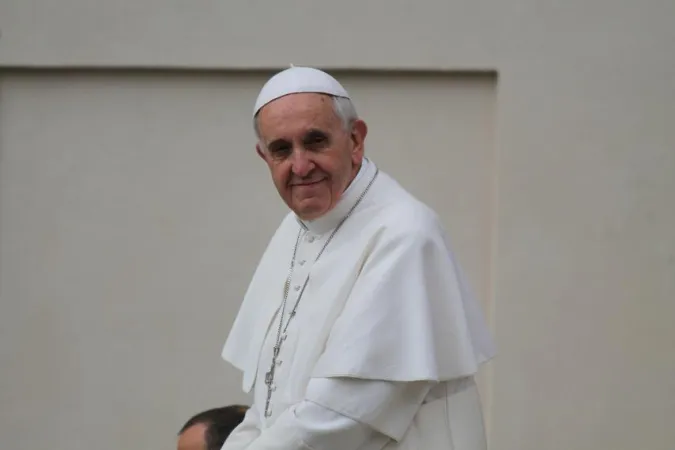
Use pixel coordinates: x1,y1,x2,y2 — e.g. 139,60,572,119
309,211,494,382
305,377,432,442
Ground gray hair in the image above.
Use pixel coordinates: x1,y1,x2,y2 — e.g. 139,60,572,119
253,95,358,141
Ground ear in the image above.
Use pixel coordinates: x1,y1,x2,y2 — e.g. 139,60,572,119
256,143,267,161
350,119,368,161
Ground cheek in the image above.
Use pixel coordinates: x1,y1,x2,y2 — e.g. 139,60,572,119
332,152,354,184
270,164,290,188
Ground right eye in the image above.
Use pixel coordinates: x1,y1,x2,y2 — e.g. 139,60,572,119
270,145,291,158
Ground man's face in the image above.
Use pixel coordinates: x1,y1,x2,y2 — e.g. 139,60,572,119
256,93,367,221
177,423,206,450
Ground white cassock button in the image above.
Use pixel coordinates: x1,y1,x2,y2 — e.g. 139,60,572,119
308,236,315,243
276,359,283,366
298,260,306,266
294,285,301,291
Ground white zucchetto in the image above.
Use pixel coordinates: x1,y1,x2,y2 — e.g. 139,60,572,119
253,66,351,117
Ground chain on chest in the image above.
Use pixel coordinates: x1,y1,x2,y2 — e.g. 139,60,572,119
262,168,379,419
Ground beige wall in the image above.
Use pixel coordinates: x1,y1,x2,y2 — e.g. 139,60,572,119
1,1,674,450
0,72,496,449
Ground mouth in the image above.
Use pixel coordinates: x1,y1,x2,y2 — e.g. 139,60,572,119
290,178,325,187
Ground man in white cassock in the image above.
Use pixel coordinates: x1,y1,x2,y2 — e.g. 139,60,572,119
220,67,496,450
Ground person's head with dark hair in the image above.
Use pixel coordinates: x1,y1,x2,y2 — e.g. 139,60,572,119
177,404,249,450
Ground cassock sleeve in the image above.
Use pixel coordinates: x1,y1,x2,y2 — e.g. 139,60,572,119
242,377,432,450
220,402,262,450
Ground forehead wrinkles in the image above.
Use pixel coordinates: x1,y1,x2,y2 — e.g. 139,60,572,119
258,93,339,140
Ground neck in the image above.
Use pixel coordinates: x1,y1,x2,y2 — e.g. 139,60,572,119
343,161,362,193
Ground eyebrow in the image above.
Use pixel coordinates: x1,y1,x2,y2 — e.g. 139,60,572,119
266,138,292,151
266,128,331,149
303,129,330,141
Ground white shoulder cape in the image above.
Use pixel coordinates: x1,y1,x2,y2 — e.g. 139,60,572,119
220,213,298,392
222,171,495,393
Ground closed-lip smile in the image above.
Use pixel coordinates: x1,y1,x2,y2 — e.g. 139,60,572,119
291,179,325,187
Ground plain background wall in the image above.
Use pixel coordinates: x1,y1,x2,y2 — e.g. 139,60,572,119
0,71,496,450
1,1,674,450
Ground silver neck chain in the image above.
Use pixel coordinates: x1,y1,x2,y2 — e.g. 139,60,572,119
263,168,380,418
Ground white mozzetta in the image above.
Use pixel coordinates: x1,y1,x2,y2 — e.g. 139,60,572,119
222,158,495,449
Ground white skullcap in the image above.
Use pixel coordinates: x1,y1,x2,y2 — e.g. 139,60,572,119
253,66,350,117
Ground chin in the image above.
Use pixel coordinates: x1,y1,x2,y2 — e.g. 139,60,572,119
295,204,329,220
296,210,321,221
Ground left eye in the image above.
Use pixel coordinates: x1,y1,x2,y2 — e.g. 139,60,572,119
306,135,326,146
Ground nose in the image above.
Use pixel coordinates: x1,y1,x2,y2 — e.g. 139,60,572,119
290,149,315,178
